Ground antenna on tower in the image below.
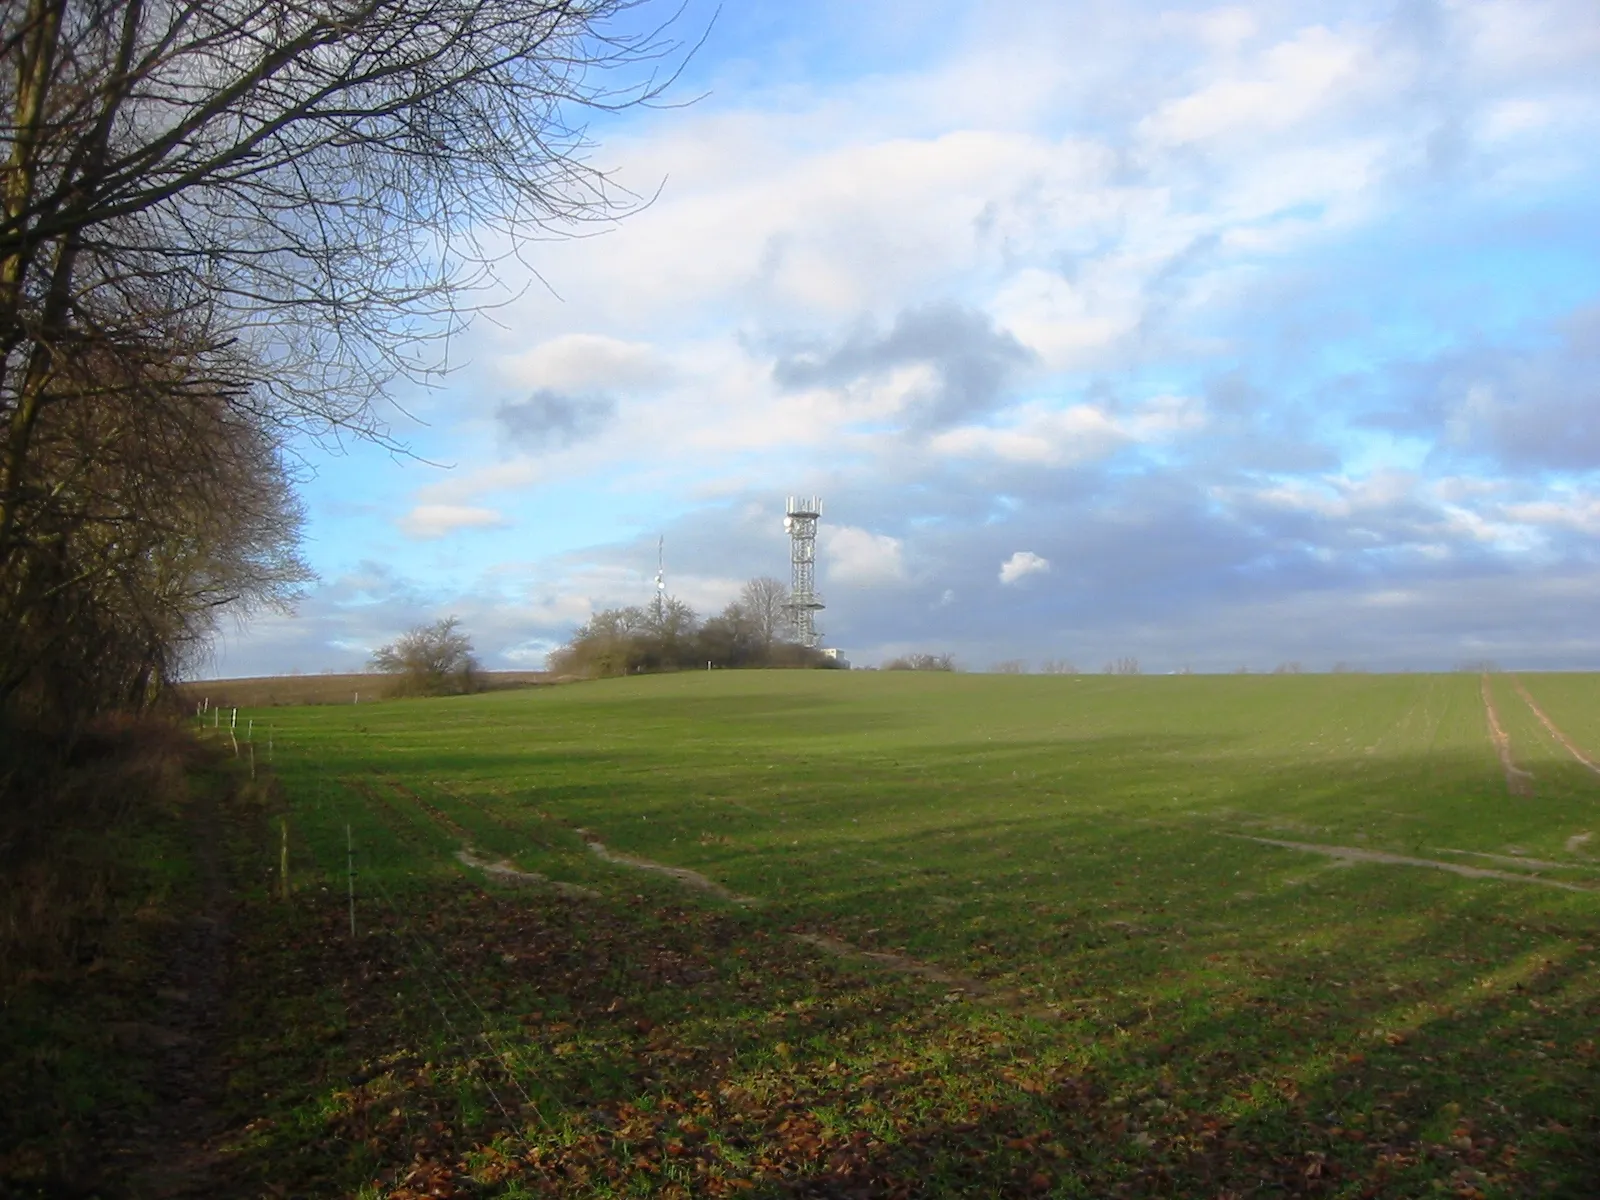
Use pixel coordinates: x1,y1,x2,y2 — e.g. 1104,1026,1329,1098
782,496,824,649
653,535,666,624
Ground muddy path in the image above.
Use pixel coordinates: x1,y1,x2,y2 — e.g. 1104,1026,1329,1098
1481,675,1535,797
1511,679,1600,778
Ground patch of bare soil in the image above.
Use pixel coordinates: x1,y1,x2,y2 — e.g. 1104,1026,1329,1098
1567,831,1593,856
1481,675,1534,797
1511,679,1600,778
1237,835,1597,893
453,847,598,899
577,830,757,904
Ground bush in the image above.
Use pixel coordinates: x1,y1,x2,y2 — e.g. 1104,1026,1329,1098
550,588,834,679
369,617,481,696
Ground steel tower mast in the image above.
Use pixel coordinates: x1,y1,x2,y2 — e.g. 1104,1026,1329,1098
783,496,824,649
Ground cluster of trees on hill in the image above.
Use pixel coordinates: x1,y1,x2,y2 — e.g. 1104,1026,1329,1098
550,577,834,677
0,0,672,753
882,653,956,671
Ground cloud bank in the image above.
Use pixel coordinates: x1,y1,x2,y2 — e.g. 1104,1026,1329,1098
206,0,1600,676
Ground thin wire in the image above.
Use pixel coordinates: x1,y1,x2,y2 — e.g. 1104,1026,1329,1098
277,738,546,1141
365,866,549,1129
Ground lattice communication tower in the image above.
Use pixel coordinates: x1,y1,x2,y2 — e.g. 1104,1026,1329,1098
783,496,824,649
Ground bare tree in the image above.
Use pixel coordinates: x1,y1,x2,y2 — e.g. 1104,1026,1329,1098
990,659,1026,674
0,334,308,727
883,653,956,672
548,606,647,678
1039,659,1079,675
370,617,480,696
737,576,789,648
0,0,686,727
1102,657,1140,675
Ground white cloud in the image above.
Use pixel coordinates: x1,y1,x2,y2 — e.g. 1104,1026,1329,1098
203,2,1600,679
825,526,908,587
999,550,1050,585
497,334,671,392
397,504,509,539
930,395,1204,465
1140,25,1369,145
415,460,542,505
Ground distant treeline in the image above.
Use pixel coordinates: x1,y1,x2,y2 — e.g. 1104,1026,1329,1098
550,577,836,678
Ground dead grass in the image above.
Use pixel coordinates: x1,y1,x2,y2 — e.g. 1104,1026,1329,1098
173,670,559,709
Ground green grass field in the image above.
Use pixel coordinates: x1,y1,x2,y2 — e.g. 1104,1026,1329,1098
211,671,1597,1197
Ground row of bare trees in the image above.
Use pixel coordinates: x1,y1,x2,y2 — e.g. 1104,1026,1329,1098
0,0,676,746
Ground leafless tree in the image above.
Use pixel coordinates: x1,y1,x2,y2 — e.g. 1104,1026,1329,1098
882,653,956,672
1,332,308,727
990,659,1025,675
1273,661,1304,675
1038,659,1078,675
1102,657,1140,675
370,616,480,696
0,0,687,728
737,576,789,648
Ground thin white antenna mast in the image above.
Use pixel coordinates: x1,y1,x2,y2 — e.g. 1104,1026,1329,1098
653,535,666,624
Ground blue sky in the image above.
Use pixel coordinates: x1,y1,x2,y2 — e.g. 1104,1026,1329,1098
209,0,1600,676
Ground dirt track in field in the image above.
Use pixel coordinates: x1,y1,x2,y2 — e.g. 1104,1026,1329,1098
1481,675,1534,797
1511,679,1600,778
453,847,598,899
578,830,758,904
1237,835,1596,893
571,835,1065,1014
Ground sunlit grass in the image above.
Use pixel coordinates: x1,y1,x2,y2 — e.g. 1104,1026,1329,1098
216,671,1600,1197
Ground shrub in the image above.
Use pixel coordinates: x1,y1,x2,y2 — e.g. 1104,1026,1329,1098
369,617,481,696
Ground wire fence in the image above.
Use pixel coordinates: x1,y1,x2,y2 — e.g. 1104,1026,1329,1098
192,710,554,1160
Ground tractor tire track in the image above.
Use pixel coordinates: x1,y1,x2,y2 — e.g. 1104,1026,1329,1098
577,830,757,904
575,835,1061,1016
1237,836,1596,893
1511,679,1600,778
357,775,595,899
380,773,474,841
1481,675,1534,797
453,847,598,898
